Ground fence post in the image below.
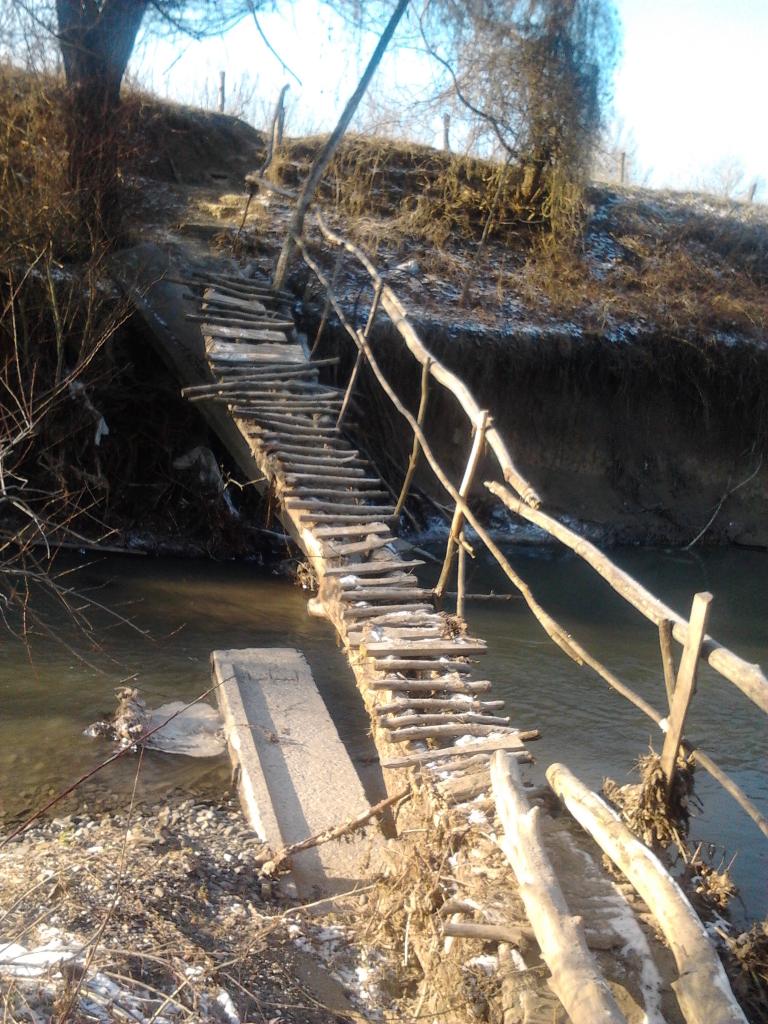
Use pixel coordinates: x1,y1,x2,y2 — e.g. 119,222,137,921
443,112,451,152
660,592,713,799
456,531,467,620
395,358,431,517
434,412,489,602
336,281,383,429
218,70,226,112
658,618,676,705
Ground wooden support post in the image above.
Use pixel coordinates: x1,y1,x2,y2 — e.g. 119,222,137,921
218,70,226,112
457,530,467,621
394,358,431,517
310,252,343,356
660,592,713,799
336,282,383,429
434,413,488,601
658,617,676,705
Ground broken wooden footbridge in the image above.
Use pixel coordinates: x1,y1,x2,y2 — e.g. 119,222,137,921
116,218,767,1024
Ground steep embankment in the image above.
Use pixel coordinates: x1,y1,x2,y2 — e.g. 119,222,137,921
25,86,765,550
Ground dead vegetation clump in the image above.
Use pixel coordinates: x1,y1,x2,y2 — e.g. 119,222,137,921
721,918,768,1023
603,749,738,917
603,749,695,850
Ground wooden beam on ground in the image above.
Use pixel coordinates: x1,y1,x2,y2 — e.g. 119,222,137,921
492,753,627,1024
546,762,748,1024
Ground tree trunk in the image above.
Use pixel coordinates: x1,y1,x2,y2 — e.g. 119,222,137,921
56,0,148,243
272,0,411,290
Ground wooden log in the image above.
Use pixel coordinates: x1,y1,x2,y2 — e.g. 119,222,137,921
546,763,748,1024
298,513,396,527
344,604,434,621
337,281,382,429
324,559,424,576
337,574,416,588
340,589,433,604
379,712,510,730
435,412,488,600
289,502,395,516
423,753,492,775
191,270,293,300
382,735,536,769
487,480,768,716
233,401,342,414
188,313,295,329
369,677,491,694
260,434,349,450
281,464,369,478
395,357,430,517
290,488,390,501
221,356,339,373
193,393,336,407
346,622,442,638
314,523,390,538
210,352,298,367
374,698,505,714
244,408,335,424
196,294,268,314
438,772,491,804
325,537,394,556
310,216,542,508
203,326,289,343
661,592,712,797
243,419,338,436
179,273,290,300
267,441,360,457
363,639,486,656
354,616,439,629
274,445,363,460
423,753,489,774
182,371,316,393
456,534,467,621
285,472,382,485
279,455,369,470
389,722,516,742
491,753,627,1024
351,611,441,627
369,657,474,673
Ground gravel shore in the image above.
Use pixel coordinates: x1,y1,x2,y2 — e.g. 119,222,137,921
0,797,366,1024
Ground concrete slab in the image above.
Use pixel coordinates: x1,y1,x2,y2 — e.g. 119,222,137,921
212,647,381,899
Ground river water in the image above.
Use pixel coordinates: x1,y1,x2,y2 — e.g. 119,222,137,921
0,546,765,922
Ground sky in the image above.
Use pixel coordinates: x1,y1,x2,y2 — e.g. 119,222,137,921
130,0,767,196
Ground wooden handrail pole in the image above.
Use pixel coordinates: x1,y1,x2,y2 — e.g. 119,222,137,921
394,357,431,517
661,592,713,798
435,413,488,600
336,281,383,429
486,479,768,716
457,531,467,621
658,618,676,705
310,251,343,356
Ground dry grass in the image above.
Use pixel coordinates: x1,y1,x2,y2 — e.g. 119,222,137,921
276,133,542,250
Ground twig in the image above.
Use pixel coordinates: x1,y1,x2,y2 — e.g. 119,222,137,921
261,787,410,873
685,456,763,549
